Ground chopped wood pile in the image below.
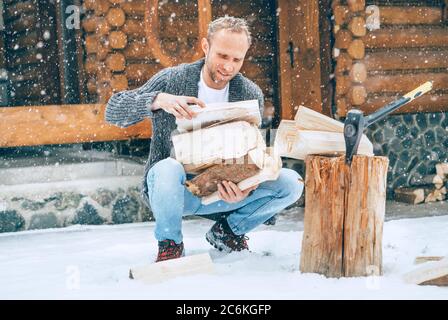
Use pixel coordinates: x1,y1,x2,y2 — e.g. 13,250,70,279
394,163,448,204
274,105,374,159
172,100,282,205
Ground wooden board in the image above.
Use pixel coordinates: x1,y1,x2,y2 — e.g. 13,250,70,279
129,253,215,284
0,104,152,147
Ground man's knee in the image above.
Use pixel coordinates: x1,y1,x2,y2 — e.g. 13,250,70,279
148,158,186,185
277,168,304,203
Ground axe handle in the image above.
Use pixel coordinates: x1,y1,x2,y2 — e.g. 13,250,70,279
365,81,433,127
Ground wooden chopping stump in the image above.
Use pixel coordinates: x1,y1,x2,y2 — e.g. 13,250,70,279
299,155,389,278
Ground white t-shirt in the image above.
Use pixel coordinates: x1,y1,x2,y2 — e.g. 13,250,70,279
198,69,229,104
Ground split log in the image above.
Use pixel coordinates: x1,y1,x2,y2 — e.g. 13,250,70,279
106,8,126,27
425,188,445,203
364,27,448,49
300,155,388,277
129,253,214,284
347,39,365,59
415,256,444,265
201,148,283,205
348,16,366,37
403,257,448,286
410,174,444,188
394,187,426,205
109,31,128,49
175,100,261,133
172,121,266,166
185,153,262,197
275,120,373,160
436,163,448,179
347,0,365,13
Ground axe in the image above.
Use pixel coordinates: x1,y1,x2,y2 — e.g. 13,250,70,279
344,81,433,164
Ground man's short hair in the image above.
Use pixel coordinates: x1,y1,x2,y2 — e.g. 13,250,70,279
207,16,252,46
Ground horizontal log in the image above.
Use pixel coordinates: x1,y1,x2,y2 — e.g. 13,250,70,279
364,50,448,71
359,93,448,114
349,62,367,83
347,0,364,12
9,15,36,33
379,6,442,25
0,104,152,147
121,19,146,38
121,1,146,16
349,85,367,105
364,72,448,94
110,75,129,92
125,63,163,82
5,0,35,19
364,27,448,49
124,41,153,60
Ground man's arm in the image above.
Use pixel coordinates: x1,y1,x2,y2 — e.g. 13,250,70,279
104,67,172,128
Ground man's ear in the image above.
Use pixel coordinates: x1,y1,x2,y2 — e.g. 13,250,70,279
201,38,209,56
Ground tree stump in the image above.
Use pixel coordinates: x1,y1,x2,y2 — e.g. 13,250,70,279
300,155,389,278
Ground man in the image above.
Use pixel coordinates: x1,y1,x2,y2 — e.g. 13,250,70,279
105,17,303,262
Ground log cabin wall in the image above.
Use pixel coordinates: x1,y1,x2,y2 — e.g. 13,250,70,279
81,0,278,123
1,0,61,106
332,0,448,195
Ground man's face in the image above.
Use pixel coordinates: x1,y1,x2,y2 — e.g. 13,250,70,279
201,29,250,86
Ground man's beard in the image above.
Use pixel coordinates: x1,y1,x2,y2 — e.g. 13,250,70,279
205,56,232,84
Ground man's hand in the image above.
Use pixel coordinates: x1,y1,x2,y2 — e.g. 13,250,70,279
152,93,206,120
217,181,258,204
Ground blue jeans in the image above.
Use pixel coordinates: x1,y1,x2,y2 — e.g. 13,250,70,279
146,158,304,244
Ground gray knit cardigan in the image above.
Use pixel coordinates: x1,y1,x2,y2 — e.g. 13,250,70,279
105,59,264,208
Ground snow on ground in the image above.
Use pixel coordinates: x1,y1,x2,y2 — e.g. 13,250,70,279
0,213,447,299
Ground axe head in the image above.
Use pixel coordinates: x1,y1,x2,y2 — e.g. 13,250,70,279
344,109,365,164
